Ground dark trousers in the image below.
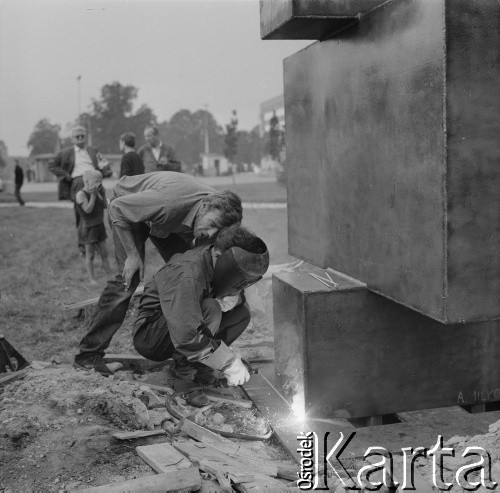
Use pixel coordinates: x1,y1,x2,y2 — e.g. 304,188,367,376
133,298,251,362
76,221,190,360
70,177,85,252
14,184,24,205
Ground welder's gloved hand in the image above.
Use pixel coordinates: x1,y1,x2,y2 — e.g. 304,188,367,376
216,294,240,312
223,358,250,386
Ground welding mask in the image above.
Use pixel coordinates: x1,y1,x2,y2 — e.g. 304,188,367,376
212,240,270,298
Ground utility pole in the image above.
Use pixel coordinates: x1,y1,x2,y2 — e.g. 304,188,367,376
204,104,210,154
77,75,82,120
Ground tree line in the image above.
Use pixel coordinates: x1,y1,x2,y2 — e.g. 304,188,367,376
26,81,284,170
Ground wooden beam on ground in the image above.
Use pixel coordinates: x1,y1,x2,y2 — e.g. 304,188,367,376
179,420,278,477
174,438,278,478
112,429,165,440
0,368,29,387
198,460,255,484
80,466,201,492
204,390,253,408
175,441,288,490
136,443,192,474
63,286,144,312
179,418,228,445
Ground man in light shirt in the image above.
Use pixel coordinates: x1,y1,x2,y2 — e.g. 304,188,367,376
50,125,109,253
137,125,181,173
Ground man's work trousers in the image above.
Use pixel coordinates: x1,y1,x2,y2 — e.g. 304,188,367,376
133,298,251,362
76,220,190,360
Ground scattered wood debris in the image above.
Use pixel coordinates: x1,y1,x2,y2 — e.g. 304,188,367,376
112,429,166,440
80,466,201,492
136,442,192,474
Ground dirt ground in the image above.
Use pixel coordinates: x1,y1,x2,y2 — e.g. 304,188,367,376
0,363,295,492
0,270,291,492
0,201,295,491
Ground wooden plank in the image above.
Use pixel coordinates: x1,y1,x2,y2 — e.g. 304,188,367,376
199,459,255,484
113,429,165,440
198,460,285,491
146,384,175,395
0,368,29,387
180,418,228,444
136,443,192,474
235,475,291,491
80,467,201,492
179,420,278,477
204,391,253,409
174,441,247,471
174,438,278,478
63,286,144,311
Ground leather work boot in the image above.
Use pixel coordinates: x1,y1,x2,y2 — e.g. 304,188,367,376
171,352,197,381
73,354,113,377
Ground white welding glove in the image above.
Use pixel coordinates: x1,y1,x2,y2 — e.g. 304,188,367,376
216,294,240,312
223,358,250,386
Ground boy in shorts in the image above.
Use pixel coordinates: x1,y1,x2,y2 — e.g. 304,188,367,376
76,170,112,284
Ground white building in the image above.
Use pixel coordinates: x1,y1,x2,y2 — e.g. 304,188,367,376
200,153,230,176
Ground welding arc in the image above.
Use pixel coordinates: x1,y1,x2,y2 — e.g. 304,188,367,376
165,387,273,441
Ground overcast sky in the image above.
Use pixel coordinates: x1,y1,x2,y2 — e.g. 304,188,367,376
0,0,309,156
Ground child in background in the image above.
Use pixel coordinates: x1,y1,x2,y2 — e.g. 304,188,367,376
76,170,112,284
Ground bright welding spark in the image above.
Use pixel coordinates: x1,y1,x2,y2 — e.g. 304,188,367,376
291,392,307,422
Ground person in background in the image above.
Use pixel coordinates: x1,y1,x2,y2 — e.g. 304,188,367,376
14,160,25,206
75,170,112,285
119,132,144,178
138,125,181,173
49,125,110,255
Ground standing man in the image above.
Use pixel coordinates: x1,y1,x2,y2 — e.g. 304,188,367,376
14,160,25,206
119,132,144,177
73,171,243,375
138,125,181,173
49,125,110,253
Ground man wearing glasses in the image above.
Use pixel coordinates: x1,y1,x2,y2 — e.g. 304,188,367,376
50,125,109,254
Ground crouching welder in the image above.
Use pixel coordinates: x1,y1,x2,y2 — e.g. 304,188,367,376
132,224,269,387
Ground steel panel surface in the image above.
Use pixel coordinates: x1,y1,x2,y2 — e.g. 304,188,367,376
273,272,500,419
260,0,387,39
284,0,500,322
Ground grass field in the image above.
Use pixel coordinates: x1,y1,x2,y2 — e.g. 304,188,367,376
0,202,292,365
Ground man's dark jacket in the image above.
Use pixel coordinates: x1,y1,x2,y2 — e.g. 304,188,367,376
137,143,181,174
49,146,100,201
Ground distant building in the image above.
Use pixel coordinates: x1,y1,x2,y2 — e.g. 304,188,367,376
32,154,57,183
260,94,284,136
200,153,230,177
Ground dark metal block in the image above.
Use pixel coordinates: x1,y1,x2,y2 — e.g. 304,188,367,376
259,0,385,40
273,270,500,419
283,0,500,323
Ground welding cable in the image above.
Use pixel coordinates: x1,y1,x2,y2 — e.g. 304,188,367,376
164,387,273,441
